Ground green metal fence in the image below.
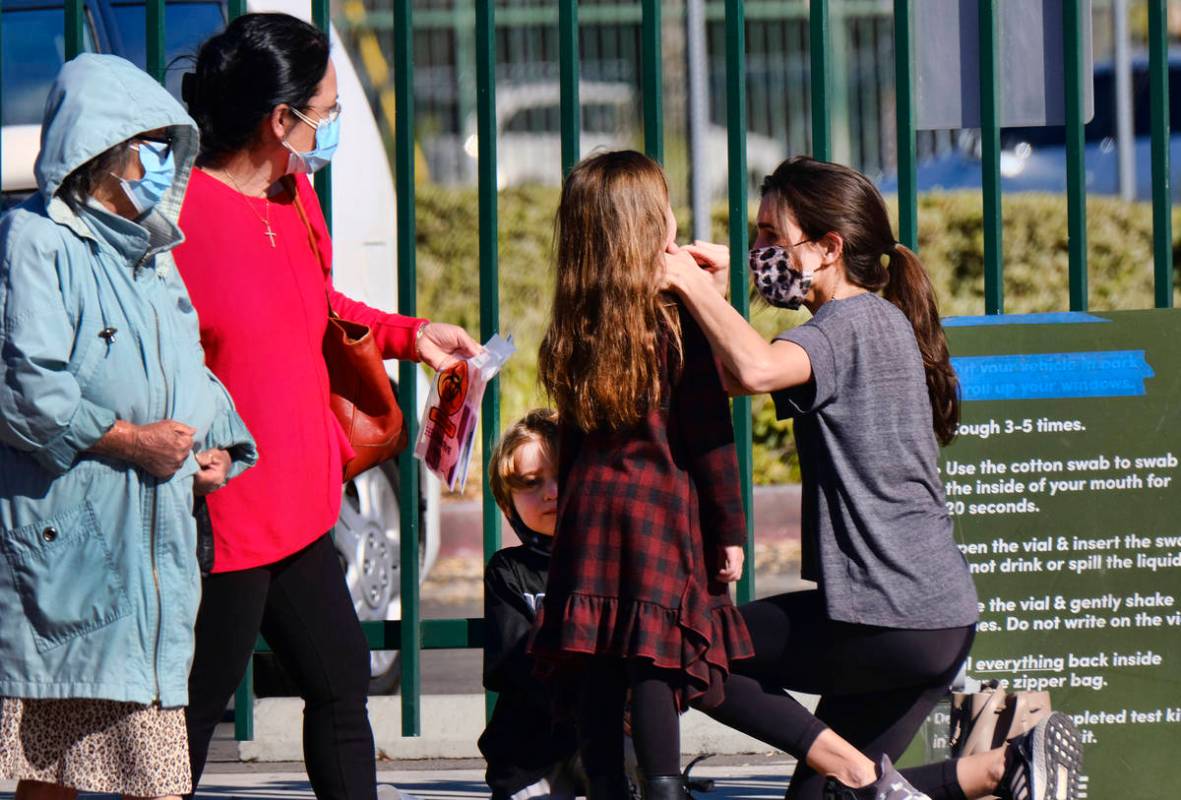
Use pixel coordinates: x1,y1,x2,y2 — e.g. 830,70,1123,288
2,0,1173,745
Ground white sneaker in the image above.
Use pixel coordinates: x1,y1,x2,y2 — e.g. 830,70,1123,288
998,712,1085,800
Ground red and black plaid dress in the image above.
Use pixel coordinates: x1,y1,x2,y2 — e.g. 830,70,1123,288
530,305,754,710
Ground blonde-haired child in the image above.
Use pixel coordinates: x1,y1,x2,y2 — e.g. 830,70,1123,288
478,409,586,800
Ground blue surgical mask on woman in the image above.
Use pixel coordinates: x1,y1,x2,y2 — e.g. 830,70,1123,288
749,244,813,309
283,106,340,175
113,140,175,216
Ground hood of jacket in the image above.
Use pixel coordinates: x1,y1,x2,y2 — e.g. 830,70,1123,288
507,513,553,556
34,54,198,247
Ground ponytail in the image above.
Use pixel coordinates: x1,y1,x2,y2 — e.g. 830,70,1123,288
884,245,960,446
761,156,959,445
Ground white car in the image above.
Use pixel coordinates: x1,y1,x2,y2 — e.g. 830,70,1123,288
422,80,786,195
0,0,438,694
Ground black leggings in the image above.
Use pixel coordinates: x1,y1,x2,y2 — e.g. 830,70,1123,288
185,533,377,800
575,659,685,782
703,591,974,800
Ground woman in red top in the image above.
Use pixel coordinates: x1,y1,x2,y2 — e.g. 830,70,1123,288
530,151,753,800
173,14,479,799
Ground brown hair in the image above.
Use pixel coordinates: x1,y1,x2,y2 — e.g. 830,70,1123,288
488,408,560,519
539,150,681,432
761,157,960,445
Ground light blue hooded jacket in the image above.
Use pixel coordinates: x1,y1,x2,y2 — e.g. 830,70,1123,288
0,55,257,707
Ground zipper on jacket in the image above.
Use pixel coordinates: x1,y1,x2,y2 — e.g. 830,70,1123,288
149,487,163,702
148,289,170,704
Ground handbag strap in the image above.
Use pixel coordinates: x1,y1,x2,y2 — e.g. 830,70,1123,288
286,175,336,319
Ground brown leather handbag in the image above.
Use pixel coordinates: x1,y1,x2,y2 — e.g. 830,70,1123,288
291,180,408,481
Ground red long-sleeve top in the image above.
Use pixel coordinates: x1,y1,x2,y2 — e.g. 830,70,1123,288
174,169,426,572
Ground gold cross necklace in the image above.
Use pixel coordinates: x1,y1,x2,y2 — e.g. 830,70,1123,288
222,169,277,248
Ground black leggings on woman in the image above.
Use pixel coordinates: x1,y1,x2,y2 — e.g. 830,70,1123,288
185,533,377,800
703,590,975,800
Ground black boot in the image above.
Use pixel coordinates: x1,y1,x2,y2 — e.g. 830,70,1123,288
643,775,691,800
588,775,633,800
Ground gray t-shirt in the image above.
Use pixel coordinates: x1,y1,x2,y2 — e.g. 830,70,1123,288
773,292,978,629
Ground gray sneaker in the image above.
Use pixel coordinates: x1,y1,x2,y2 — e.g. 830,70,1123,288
998,712,1085,800
821,755,932,800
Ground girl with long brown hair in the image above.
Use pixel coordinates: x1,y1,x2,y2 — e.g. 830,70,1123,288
662,157,1083,800
530,150,754,800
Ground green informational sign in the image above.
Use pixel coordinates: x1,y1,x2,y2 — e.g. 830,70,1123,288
928,309,1181,799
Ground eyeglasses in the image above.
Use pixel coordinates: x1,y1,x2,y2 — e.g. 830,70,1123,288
131,133,174,160
290,102,343,129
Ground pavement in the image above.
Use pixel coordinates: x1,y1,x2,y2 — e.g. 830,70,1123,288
3,756,801,799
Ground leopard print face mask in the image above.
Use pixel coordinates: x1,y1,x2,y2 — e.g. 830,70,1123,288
749,245,812,310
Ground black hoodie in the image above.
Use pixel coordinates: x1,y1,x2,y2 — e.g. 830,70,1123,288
478,519,579,797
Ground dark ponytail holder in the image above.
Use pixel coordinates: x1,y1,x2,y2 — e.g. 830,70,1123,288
880,241,899,269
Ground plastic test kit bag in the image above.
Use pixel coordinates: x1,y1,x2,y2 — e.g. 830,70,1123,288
414,333,516,492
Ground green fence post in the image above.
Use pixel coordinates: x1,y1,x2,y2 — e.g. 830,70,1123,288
1063,0,1087,311
145,0,164,83
312,0,332,227
228,0,246,20
641,0,663,163
393,0,422,737
978,0,1003,315
65,0,85,59
476,0,501,722
726,0,755,605
1149,0,1172,309
559,0,580,177
893,0,917,250
809,0,831,161
233,658,254,741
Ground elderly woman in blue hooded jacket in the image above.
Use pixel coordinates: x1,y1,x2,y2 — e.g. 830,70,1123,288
0,55,257,800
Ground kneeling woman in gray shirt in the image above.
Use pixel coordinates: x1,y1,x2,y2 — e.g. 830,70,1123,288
662,157,1082,800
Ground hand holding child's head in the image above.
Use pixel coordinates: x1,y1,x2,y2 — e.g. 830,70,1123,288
660,246,700,293
490,409,560,538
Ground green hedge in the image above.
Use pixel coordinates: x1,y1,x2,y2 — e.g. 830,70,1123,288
416,186,1180,486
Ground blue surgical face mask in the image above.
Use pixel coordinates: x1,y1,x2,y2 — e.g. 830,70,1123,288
114,140,175,216
283,107,340,175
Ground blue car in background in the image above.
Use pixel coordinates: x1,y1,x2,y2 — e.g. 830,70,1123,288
879,55,1181,201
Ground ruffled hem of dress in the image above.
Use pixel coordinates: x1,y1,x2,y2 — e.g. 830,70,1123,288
531,587,754,710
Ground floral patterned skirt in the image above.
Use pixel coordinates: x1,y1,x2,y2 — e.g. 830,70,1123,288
0,697,191,796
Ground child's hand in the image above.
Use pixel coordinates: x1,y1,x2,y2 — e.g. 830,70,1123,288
681,240,731,298
716,544,745,583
